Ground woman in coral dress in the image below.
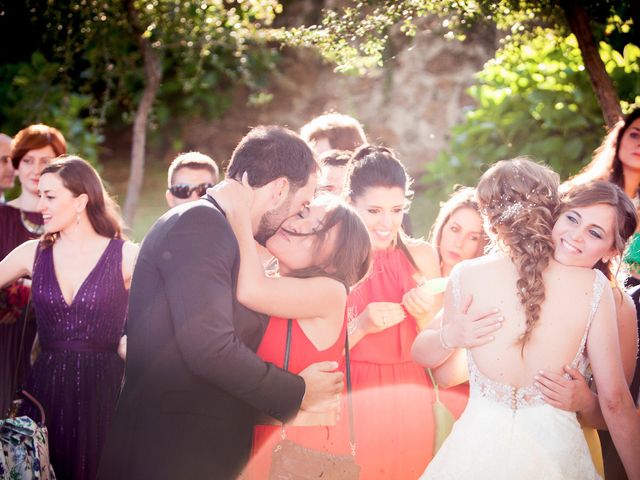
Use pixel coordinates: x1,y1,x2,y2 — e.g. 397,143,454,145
212,180,371,478
343,145,463,478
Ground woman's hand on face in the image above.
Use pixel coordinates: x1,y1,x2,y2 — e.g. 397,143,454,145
360,302,406,334
441,293,502,348
206,172,253,217
535,366,594,413
402,286,436,321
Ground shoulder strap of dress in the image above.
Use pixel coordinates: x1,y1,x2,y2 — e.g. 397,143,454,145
32,241,47,274
573,270,608,365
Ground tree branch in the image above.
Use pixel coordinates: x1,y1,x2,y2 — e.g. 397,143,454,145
122,0,163,226
560,0,622,128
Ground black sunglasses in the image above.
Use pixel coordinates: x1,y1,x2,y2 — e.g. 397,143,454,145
169,182,214,199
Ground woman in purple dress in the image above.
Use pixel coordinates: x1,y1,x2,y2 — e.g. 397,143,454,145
0,156,138,480
0,124,66,415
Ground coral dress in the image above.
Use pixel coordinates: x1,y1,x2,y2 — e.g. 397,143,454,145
20,239,127,480
247,316,349,478
346,248,467,479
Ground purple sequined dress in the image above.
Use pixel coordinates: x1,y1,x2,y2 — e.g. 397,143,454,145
21,238,127,480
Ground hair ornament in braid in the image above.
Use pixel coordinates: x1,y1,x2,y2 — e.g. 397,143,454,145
497,202,524,223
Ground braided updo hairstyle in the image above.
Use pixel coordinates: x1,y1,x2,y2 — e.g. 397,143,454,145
476,158,560,348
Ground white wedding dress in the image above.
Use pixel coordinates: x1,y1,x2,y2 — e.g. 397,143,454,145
420,269,605,480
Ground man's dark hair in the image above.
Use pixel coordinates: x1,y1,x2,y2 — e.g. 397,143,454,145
226,126,317,190
318,149,352,168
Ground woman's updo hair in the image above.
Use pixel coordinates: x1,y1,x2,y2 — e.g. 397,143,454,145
560,180,637,281
345,145,419,267
477,157,560,347
345,145,413,200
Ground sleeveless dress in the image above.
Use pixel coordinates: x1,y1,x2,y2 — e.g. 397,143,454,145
420,268,606,480
345,248,467,479
246,316,349,478
0,205,43,415
20,238,128,480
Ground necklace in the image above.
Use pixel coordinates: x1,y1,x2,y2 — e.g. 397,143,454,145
20,210,44,236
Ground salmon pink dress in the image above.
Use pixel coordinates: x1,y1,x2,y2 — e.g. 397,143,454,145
346,248,467,479
247,316,349,478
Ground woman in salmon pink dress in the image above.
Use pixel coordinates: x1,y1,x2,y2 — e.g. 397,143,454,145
212,180,371,478
343,145,465,479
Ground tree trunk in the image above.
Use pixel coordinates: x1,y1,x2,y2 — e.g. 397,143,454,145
122,3,162,227
560,0,622,129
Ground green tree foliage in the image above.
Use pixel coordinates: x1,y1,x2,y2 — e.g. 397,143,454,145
277,0,635,73
0,0,283,161
275,0,638,197
0,52,103,164
421,28,640,203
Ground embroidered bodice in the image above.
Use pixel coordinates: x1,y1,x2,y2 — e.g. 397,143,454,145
450,266,607,411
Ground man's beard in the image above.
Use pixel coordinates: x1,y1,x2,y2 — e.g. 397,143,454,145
254,197,292,246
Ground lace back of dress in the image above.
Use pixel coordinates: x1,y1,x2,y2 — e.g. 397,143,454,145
457,266,606,411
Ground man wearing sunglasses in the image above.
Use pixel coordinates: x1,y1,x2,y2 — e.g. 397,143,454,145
0,133,14,204
165,151,219,208
99,126,343,480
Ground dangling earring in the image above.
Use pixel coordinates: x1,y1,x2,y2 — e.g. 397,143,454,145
602,257,609,263
76,212,80,225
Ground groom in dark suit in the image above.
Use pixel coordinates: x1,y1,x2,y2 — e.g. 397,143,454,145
98,126,343,479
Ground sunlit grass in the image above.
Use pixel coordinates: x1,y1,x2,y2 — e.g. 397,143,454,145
102,159,169,243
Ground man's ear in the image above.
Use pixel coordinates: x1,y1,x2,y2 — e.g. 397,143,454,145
165,190,175,208
269,177,290,209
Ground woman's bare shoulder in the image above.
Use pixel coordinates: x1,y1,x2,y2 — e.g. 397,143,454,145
406,239,439,268
459,252,507,272
121,240,140,273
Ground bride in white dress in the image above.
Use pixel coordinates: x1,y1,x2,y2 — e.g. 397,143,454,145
413,158,640,479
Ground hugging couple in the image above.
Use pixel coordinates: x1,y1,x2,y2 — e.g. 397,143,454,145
97,126,347,479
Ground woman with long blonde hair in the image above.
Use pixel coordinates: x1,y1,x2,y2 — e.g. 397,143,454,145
415,158,639,479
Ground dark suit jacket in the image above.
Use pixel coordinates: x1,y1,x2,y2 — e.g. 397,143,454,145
97,198,305,479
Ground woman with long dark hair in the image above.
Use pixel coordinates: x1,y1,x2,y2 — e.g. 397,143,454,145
0,156,138,480
564,108,640,283
565,108,640,199
341,145,446,478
